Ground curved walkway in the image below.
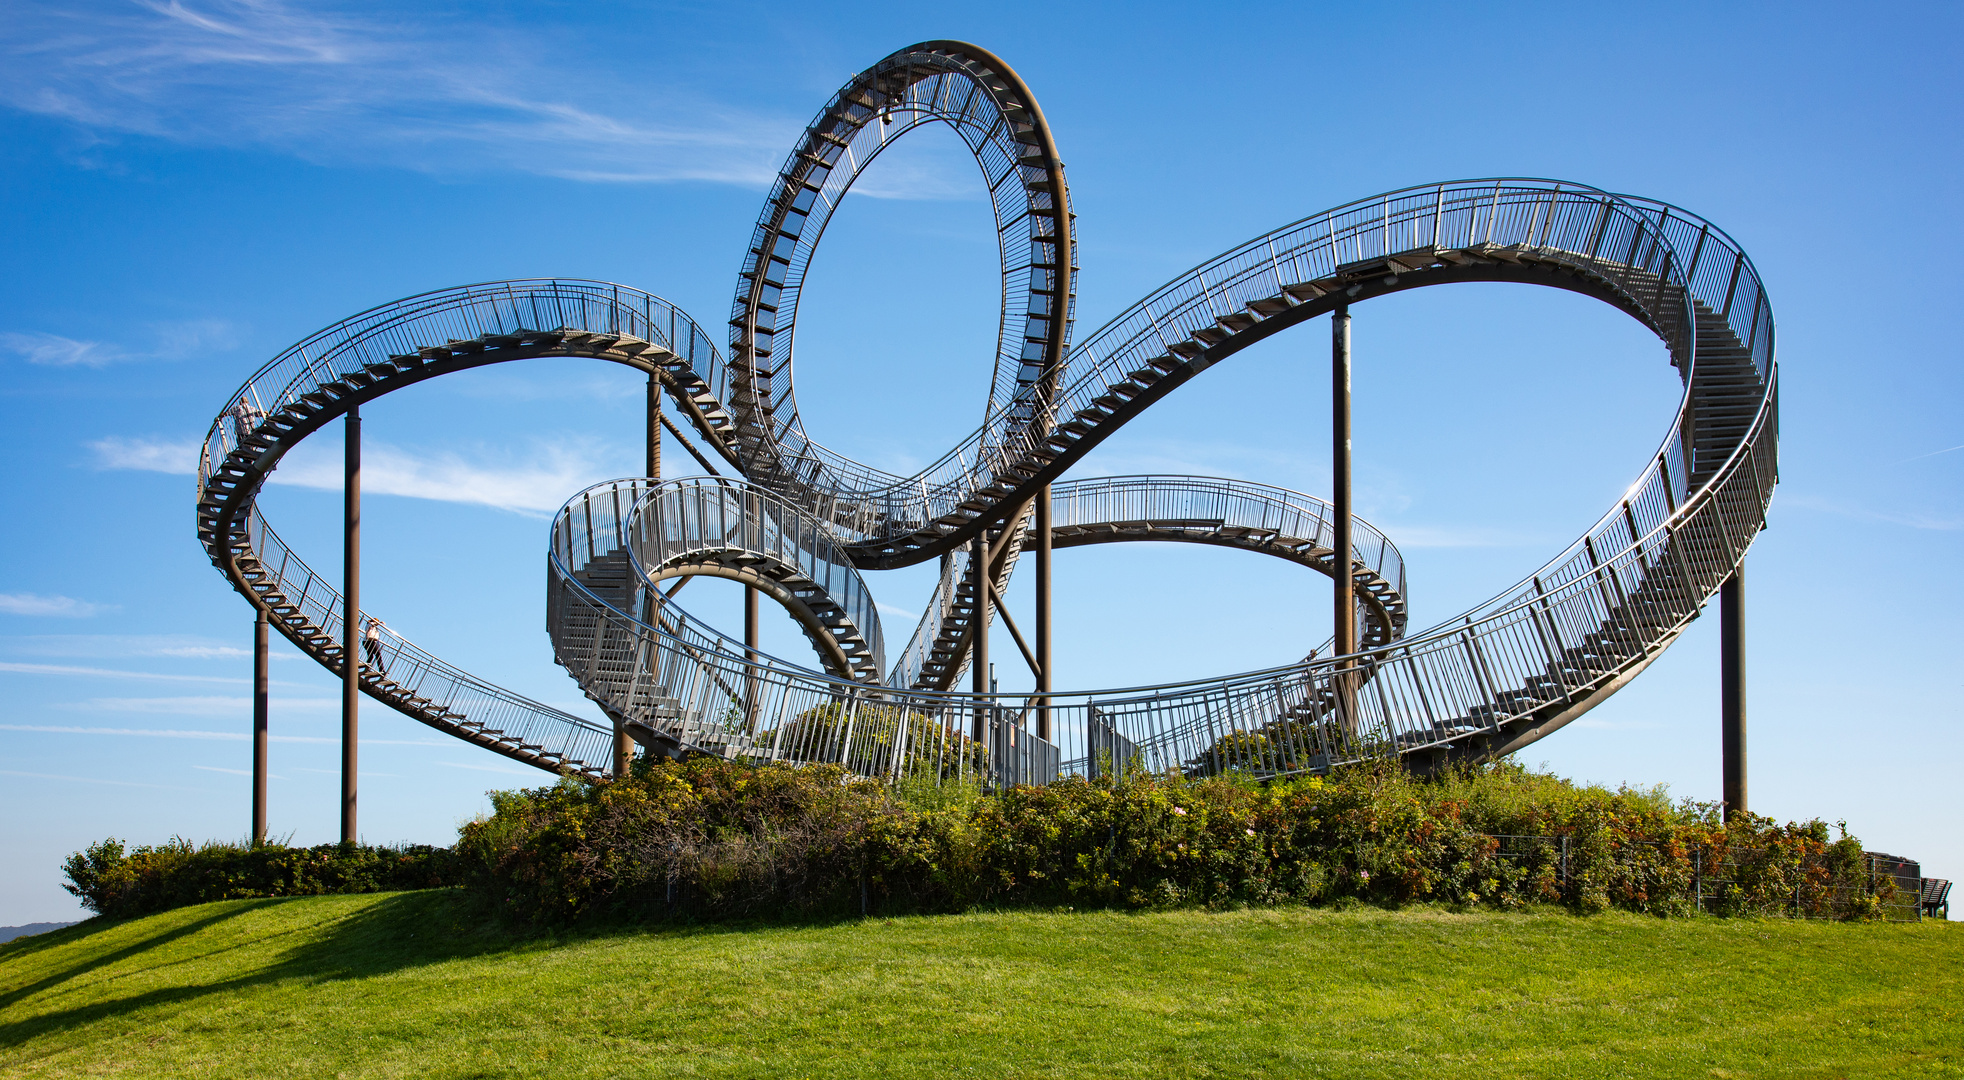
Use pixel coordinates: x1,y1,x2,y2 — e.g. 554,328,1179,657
196,41,1775,785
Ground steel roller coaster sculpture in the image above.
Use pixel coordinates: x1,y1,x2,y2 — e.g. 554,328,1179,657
197,41,1776,803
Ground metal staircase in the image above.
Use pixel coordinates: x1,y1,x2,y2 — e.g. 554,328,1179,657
196,41,1775,789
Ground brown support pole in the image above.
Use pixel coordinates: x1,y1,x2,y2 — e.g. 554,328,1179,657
744,585,760,734
1331,304,1357,733
614,374,663,777
1721,566,1747,821
252,607,269,846
646,372,662,480
1035,485,1052,742
341,406,359,844
972,532,990,744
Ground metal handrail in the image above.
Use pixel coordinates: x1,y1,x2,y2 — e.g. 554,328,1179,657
242,510,615,774
196,42,1775,788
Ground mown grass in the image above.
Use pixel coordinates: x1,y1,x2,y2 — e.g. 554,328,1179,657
1,891,1959,1078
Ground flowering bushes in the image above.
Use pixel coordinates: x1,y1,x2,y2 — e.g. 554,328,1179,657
65,759,1894,925
61,838,457,919
456,755,909,923
455,757,1896,925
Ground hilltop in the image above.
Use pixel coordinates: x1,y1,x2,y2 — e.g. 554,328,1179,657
1,891,1958,1078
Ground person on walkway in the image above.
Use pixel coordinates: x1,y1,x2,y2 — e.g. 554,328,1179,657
362,616,387,675
229,394,265,445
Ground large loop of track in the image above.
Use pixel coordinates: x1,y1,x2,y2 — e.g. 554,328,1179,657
197,41,1775,784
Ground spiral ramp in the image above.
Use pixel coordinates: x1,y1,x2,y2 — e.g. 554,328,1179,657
197,41,1775,786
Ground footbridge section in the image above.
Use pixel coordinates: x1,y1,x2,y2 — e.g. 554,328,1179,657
197,41,1775,816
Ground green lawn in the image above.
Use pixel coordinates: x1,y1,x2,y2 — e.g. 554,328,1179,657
1,892,1958,1078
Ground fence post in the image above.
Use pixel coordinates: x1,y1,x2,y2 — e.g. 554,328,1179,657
1560,836,1570,890
1694,846,1703,914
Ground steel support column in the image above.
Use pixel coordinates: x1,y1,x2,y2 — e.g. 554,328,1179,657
252,606,269,846
744,584,760,734
1721,566,1747,821
1332,304,1357,733
972,532,990,743
341,406,360,844
646,372,662,480
611,375,662,776
1035,484,1052,741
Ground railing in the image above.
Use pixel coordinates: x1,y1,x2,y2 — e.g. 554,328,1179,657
1475,835,1921,921
699,181,1758,561
629,478,886,679
241,510,615,773
883,475,1406,692
1047,474,1405,603
546,386,1767,781
194,135,1772,789
727,42,1076,517
887,548,962,690
195,39,1777,792
539,175,1774,783
199,280,728,496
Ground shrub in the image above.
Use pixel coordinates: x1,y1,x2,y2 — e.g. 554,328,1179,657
455,759,904,923
453,757,1900,926
67,759,1899,925
61,838,458,920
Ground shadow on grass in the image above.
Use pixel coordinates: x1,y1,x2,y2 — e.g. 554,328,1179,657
0,889,882,1048
0,891,510,1048
0,902,273,1014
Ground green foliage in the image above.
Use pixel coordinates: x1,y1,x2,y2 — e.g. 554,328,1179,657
66,760,1895,927
455,760,902,924
6,897,1961,1078
453,757,1900,926
60,838,457,919
771,701,989,779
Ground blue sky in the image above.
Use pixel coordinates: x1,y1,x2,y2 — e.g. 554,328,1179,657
1,1,1958,923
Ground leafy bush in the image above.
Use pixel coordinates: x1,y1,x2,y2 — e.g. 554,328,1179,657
61,838,458,919
68,759,1895,925
455,757,1896,926
456,757,904,924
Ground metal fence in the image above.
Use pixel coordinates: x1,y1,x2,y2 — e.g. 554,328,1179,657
1480,836,1932,921
198,180,1775,789
707,180,1769,560
541,181,1775,783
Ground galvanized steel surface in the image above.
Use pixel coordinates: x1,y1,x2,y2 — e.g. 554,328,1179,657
195,41,1776,787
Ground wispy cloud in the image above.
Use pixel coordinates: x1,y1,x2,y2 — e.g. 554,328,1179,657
1,634,257,660
1781,492,1961,532
0,768,202,791
1,1,796,187
0,332,127,367
1370,524,1546,550
0,593,109,618
271,438,616,516
0,722,441,746
90,432,621,517
193,763,286,779
65,695,337,715
0,320,236,368
1892,443,1964,466
0,660,249,685
89,435,200,473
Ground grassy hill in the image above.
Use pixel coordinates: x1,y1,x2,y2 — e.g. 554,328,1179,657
1,892,1958,1078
